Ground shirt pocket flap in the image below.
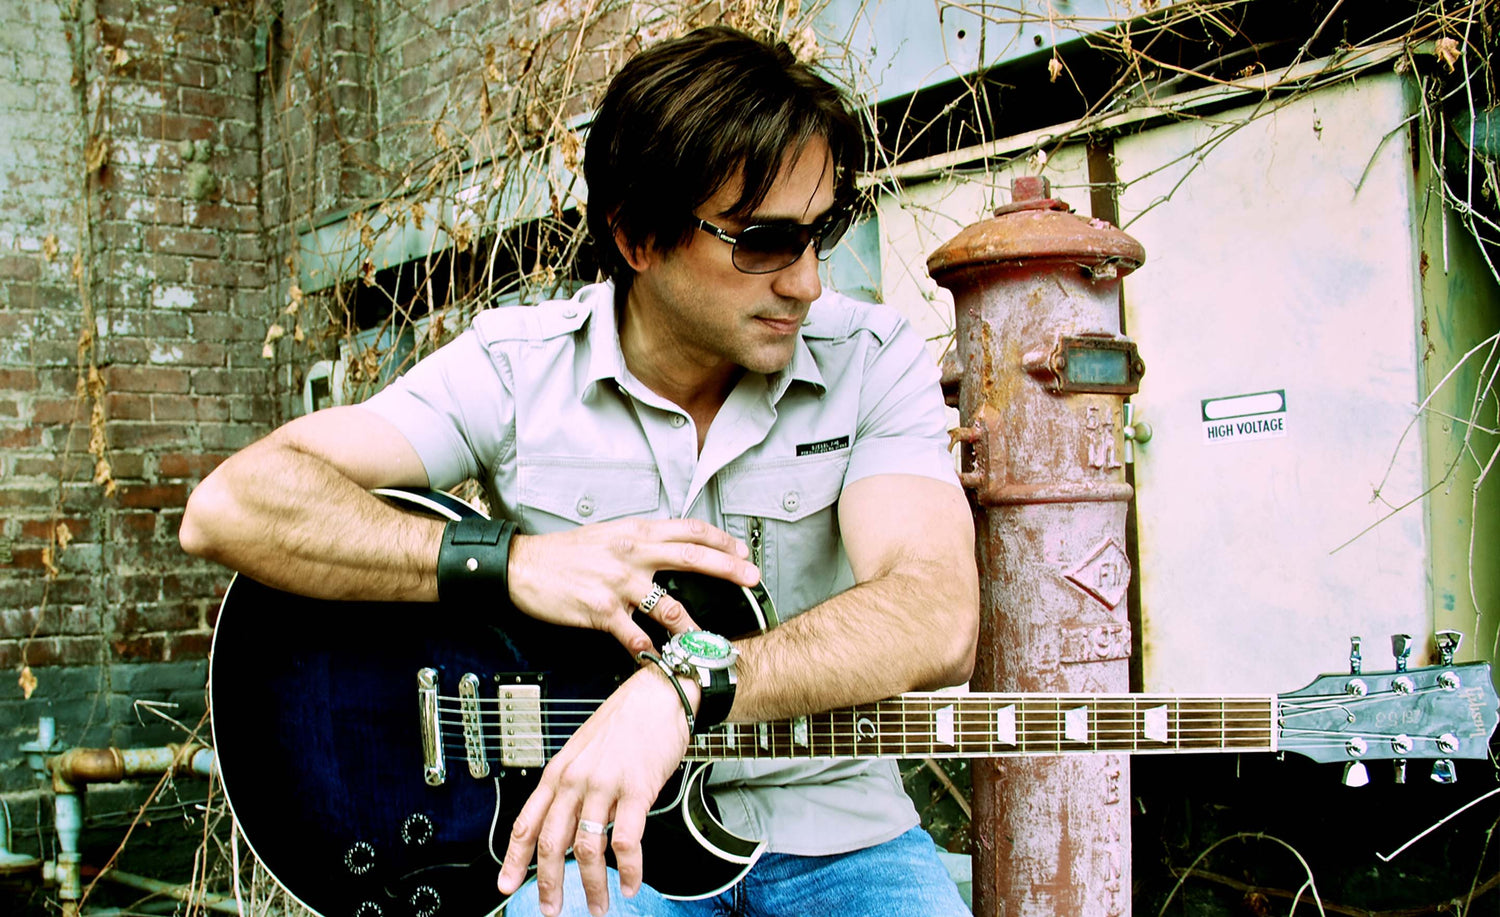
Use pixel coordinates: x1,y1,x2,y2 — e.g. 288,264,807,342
517,458,660,524
720,455,847,523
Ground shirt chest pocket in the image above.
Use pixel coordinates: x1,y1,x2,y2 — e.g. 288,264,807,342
719,453,849,620
516,458,661,532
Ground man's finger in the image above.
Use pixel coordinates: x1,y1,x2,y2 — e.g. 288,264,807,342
608,617,654,656
646,593,699,635
642,518,749,558
574,808,614,917
610,797,650,899
497,782,554,894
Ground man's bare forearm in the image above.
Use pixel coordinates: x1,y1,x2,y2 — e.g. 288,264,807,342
179,412,441,601
729,559,979,723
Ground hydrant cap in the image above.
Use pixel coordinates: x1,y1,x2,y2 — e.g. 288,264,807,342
925,178,1146,281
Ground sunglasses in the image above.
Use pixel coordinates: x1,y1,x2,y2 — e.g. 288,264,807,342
695,209,852,274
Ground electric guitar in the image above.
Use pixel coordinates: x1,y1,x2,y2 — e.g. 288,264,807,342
207,488,1500,917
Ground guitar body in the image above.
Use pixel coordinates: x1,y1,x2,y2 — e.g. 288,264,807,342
209,490,768,917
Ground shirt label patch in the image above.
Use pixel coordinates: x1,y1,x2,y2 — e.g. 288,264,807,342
796,435,850,457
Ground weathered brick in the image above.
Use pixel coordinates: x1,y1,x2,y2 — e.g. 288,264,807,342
0,606,99,639
18,516,95,543
103,365,191,393
105,391,153,420
111,511,158,542
116,482,190,509
0,369,39,390
166,630,212,660
157,452,227,478
144,227,221,259
111,633,165,662
108,422,196,449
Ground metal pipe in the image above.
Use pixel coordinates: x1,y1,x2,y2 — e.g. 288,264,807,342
85,866,243,915
17,716,219,917
929,176,1147,917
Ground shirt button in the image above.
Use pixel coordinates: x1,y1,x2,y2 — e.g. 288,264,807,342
670,414,686,428
782,491,800,512
577,496,595,517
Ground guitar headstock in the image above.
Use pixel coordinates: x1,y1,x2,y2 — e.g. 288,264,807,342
1277,660,1498,766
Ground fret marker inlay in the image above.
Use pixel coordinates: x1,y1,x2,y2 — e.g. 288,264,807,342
792,716,809,748
758,723,770,750
1144,705,1169,743
1064,706,1089,743
996,705,1017,746
935,704,955,747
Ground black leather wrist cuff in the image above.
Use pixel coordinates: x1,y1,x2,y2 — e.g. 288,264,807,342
436,517,519,606
693,667,736,735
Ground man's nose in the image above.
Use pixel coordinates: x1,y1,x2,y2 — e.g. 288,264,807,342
771,243,822,303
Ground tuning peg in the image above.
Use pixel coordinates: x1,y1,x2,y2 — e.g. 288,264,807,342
1391,634,1412,672
1435,630,1462,666
1393,759,1407,784
1349,636,1363,675
1342,761,1369,787
1430,760,1457,785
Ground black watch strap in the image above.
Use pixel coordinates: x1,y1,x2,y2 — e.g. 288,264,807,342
436,517,519,607
693,665,737,735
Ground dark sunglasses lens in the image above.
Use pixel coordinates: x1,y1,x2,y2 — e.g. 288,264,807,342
814,212,852,260
732,225,811,274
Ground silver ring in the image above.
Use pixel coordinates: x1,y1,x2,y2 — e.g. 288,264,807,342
636,583,667,614
578,819,608,836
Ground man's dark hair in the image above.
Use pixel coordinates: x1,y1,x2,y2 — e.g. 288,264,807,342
585,26,865,291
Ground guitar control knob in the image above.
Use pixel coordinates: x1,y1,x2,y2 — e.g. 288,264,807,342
345,841,376,875
410,885,441,917
401,814,434,846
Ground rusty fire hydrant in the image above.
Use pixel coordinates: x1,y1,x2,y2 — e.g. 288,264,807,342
928,175,1147,917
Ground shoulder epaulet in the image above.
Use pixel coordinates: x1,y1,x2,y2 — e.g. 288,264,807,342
801,292,904,344
470,295,593,344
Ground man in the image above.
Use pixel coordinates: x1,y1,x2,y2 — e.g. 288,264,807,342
181,26,978,917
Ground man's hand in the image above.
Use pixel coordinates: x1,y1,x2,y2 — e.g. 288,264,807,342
496,666,698,916
508,518,760,655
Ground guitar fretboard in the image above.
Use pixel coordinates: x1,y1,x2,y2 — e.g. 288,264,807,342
680,693,1277,761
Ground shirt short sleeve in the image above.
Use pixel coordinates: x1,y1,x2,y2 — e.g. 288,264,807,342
358,329,515,490
845,310,960,488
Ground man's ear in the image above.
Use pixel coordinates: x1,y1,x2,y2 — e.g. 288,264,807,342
612,222,655,273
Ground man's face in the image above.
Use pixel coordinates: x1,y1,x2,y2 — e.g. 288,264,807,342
628,136,838,376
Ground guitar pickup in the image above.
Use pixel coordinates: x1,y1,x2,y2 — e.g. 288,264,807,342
497,684,544,768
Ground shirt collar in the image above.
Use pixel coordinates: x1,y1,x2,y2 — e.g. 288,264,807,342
580,281,827,405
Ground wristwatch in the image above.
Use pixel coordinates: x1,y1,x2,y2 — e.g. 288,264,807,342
661,631,739,734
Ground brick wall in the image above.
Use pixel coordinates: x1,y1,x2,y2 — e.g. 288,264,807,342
1,0,272,881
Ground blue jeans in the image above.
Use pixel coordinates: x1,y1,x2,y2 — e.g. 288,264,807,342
502,826,969,916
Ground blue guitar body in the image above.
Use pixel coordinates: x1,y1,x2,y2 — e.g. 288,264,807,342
208,489,766,917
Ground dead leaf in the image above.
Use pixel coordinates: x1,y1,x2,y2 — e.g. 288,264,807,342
559,130,581,174
55,522,73,551
41,546,59,578
262,323,285,359
431,121,450,151
71,252,83,280
19,665,37,700
86,134,110,172
480,81,493,121
1048,55,1063,82
42,235,59,262
293,323,304,343
411,202,426,230
360,260,376,286
1435,36,1460,72
112,46,130,68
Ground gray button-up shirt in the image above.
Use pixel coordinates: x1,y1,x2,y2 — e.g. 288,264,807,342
362,281,959,856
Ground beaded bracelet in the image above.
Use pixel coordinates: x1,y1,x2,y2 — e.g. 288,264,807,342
636,650,696,735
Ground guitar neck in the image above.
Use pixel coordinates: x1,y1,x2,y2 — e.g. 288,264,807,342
682,692,1278,761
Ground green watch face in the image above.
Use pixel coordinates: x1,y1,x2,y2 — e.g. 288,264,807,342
678,631,733,661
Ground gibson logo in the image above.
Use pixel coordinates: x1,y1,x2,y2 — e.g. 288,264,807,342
1463,686,1490,737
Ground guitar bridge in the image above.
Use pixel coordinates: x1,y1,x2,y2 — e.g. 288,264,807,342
497,684,544,768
